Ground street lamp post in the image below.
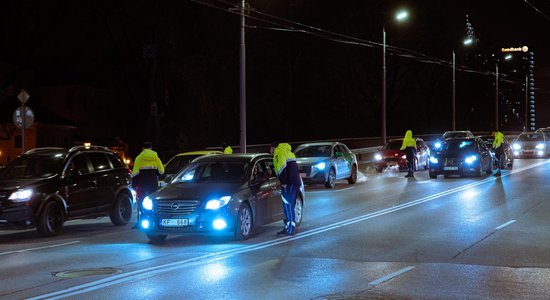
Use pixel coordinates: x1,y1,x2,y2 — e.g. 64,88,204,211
452,38,473,131
382,10,407,145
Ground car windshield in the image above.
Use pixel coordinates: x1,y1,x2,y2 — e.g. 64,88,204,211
164,154,202,174
0,154,65,179
175,161,249,183
443,132,470,139
295,145,332,157
443,140,476,151
383,140,403,150
517,133,544,142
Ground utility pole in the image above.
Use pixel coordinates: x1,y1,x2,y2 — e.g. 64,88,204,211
239,0,247,153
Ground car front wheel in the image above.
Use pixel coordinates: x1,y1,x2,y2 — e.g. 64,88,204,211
37,201,64,237
294,195,304,227
110,193,133,226
325,168,336,188
235,203,252,240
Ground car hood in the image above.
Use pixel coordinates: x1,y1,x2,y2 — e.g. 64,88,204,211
152,182,246,202
0,177,52,192
295,157,329,166
378,149,405,158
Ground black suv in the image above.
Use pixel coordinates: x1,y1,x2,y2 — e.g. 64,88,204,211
0,146,134,236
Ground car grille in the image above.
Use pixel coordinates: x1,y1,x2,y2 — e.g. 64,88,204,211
444,158,457,166
156,200,201,215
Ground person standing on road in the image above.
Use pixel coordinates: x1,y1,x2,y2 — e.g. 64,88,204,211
492,131,505,176
271,142,302,236
131,141,164,228
400,130,417,178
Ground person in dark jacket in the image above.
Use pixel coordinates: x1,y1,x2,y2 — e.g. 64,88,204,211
271,142,302,236
400,130,417,178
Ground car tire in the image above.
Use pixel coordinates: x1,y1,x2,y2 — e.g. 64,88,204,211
235,203,252,240
325,168,336,188
413,158,418,172
294,195,304,227
347,165,357,184
424,157,430,170
110,193,133,226
429,171,437,179
147,234,167,244
37,201,64,237
508,158,514,169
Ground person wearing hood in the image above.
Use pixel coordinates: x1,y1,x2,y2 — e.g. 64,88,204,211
400,130,417,178
222,143,233,154
132,142,164,228
270,142,302,236
492,131,505,176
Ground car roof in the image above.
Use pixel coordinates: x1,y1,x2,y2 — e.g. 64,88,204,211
193,153,272,163
173,150,223,156
444,136,477,141
297,142,342,147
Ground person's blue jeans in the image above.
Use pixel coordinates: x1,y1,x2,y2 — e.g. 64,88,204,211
281,184,298,234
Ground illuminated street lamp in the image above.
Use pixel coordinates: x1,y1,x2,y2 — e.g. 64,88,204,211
494,54,512,131
382,9,408,144
451,38,474,131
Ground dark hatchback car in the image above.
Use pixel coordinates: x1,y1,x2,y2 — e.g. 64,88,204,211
138,153,304,243
428,137,493,178
0,146,134,236
373,138,430,172
477,135,514,169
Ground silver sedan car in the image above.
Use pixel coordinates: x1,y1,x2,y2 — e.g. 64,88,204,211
294,142,358,188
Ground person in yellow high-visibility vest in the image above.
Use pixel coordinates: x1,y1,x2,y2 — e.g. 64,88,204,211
492,131,504,176
400,130,417,178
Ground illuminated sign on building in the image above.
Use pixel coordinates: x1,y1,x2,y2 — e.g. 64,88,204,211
501,46,528,53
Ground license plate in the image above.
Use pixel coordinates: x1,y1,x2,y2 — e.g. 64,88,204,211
444,166,458,170
523,150,533,154
161,218,189,227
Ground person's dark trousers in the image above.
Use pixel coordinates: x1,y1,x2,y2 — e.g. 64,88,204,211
404,147,416,177
494,147,503,176
281,184,298,234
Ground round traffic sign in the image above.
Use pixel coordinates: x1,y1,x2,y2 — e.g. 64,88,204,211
13,106,34,129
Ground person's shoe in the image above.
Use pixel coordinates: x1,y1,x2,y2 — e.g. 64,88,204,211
276,228,288,235
286,226,296,236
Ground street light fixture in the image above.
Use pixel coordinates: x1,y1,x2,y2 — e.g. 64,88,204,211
382,9,408,145
452,37,473,131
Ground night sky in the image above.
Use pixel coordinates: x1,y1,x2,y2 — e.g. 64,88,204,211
1,0,549,155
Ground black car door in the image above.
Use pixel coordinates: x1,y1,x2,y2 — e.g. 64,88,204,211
88,152,117,211
63,153,97,217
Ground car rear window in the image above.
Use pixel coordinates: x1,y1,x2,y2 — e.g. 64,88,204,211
383,140,403,150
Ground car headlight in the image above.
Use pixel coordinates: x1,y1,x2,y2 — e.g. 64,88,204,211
429,156,438,164
536,143,545,149
314,162,326,170
465,155,477,164
434,142,442,149
512,143,521,150
374,154,382,161
205,196,232,210
142,196,153,210
9,189,33,202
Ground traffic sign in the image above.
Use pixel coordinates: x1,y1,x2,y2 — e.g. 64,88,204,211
17,89,29,104
13,106,34,129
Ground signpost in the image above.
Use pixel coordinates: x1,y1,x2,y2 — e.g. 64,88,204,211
16,89,33,153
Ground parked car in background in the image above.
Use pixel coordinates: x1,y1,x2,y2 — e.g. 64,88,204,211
294,142,358,188
138,153,304,243
535,127,550,140
161,150,223,186
433,130,475,150
373,138,430,172
428,137,493,178
477,134,514,169
0,145,134,236
512,132,550,158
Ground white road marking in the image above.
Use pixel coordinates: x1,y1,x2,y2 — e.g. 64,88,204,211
369,266,415,285
28,159,550,300
0,241,80,256
495,220,516,230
